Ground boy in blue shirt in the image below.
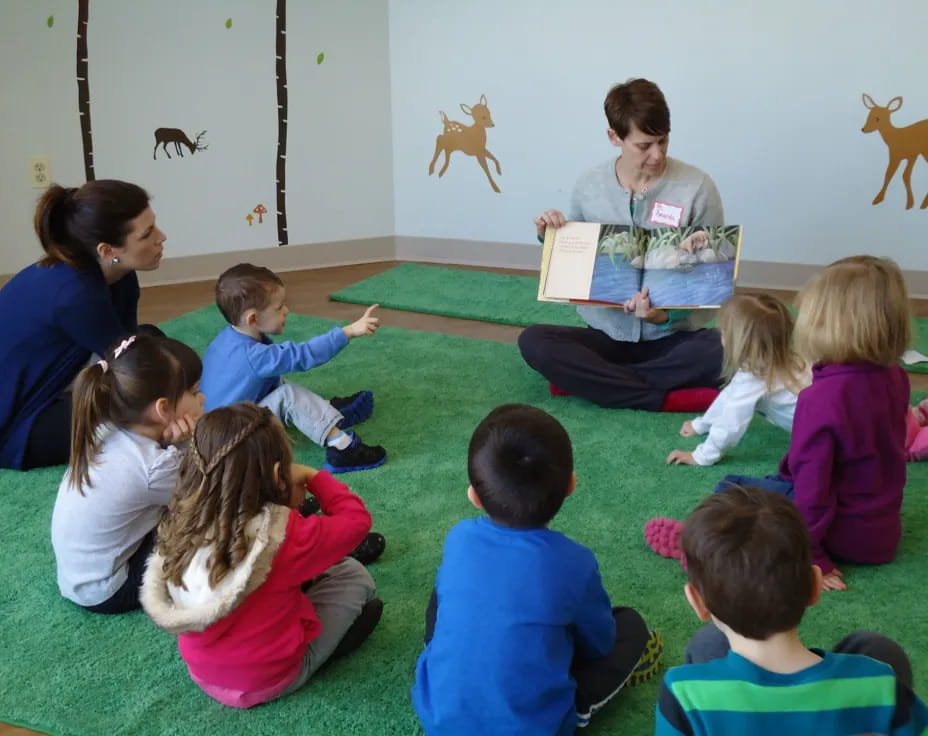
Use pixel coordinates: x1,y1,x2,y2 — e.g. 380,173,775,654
657,485,928,735
201,263,386,474
413,404,663,735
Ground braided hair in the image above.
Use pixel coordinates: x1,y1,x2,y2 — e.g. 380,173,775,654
156,403,293,589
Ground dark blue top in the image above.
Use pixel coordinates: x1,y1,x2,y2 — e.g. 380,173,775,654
412,517,616,735
0,262,139,469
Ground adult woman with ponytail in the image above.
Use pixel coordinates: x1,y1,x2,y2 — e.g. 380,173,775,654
51,334,203,614
0,180,166,470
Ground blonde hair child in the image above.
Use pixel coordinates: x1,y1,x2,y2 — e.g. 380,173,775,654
142,403,384,709
667,294,808,466
51,334,204,614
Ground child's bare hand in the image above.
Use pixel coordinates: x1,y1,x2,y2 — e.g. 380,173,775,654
667,450,697,465
162,414,198,446
821,568,848,592
680,420,697,437
288,463,319,507
343,304,380,339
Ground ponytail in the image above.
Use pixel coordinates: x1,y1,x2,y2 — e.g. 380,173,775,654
65,334,203,494
68,360,114,494
33,180,150,270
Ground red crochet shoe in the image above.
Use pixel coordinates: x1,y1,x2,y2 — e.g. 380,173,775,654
661,388,720,413
549,383,571,397
644,518,684,559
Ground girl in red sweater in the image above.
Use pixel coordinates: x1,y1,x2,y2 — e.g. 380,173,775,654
142,403,384,708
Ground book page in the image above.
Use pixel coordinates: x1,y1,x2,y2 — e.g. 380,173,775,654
541,222,601,300
641,225,743,308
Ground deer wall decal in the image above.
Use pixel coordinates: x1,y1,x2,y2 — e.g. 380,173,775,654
861,94,928,210
428,94,502,193
153,128,208,160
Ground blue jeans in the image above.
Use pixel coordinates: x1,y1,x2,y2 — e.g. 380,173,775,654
714,473,794,499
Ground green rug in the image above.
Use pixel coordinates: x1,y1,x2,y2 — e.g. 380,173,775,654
330,262,585,328
330,263,928,374
2,306,926,736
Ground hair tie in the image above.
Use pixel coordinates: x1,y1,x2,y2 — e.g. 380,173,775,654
113,335,136,359
97,359,108,373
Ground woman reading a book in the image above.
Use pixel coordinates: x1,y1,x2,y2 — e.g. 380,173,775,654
519,78,725,413
0,180,166,470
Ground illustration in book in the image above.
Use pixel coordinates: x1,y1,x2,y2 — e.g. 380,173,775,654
538,223,743,309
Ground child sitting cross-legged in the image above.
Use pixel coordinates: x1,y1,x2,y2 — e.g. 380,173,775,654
52,334,204,614
667,293,808,467
142,403,384,708
412,404,663,735
201,263,386,475
656,485,928,736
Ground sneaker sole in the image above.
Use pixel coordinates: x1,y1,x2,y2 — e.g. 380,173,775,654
337,390,374,429
628,630,664,687
323,454,387,474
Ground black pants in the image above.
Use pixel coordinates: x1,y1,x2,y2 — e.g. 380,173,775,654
21,324,165,470
684,623,914,689
83,531,157,615
517,324,723,411
424,592,649,718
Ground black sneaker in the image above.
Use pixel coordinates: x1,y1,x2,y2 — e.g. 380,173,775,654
327,598,384,662
330,390,374,429
299,496,322,516
349,532,386,565
323,432,387,473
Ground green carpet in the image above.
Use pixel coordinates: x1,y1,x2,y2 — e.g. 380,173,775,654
330,263,928,374
2,306,927,736
330,262,585,328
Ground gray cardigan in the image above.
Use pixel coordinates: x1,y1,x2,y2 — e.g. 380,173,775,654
569,156,724,341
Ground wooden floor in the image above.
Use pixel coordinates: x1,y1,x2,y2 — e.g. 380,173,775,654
3,260,927,736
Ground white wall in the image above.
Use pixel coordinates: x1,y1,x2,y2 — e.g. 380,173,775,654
390,0,928,271
0,0,394,275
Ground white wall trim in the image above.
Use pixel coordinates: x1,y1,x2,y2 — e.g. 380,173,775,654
4,235,926,298
137,237,396,287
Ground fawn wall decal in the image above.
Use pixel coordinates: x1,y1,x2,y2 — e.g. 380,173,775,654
861,94,928,210
428,94,502,193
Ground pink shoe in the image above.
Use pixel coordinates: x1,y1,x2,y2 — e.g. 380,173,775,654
644,518,684,559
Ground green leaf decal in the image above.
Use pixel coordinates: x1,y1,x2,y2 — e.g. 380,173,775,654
225,18,232,29
317,52,325,65
47,15,54,27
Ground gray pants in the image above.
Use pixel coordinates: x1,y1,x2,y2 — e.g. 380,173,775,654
684,623,914,688
277,558,376,698
259,382,342,446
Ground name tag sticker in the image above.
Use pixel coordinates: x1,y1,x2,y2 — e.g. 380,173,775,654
649,201,684,227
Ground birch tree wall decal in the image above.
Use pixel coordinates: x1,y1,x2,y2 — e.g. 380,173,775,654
275,0,288,245
76,0,94,182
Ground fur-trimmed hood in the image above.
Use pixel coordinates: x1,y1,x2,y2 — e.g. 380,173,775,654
141,504,291,634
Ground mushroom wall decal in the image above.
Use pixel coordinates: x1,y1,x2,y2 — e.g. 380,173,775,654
253,204,267,224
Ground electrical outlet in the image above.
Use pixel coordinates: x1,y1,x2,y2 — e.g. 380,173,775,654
29,156,51,188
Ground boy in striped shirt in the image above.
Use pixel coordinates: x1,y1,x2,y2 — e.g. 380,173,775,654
656,485,927,736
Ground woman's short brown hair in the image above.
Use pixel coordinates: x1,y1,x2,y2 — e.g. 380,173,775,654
604,78,670,139
794,255,912,365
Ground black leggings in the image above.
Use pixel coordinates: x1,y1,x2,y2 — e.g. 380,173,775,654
21,324,165,470
83,531,157,615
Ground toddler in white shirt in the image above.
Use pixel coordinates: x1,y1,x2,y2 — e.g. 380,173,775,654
667,294,809,466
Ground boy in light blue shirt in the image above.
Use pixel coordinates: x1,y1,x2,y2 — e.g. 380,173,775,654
201,263,386,474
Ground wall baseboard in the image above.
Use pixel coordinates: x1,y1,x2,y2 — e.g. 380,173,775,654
5,235,926,298
137,236,396,287
395,236,928,298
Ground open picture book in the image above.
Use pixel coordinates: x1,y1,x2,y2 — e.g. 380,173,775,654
538,222,744,309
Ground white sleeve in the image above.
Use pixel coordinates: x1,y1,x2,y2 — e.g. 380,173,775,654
147,445,184,505
692,372,767,466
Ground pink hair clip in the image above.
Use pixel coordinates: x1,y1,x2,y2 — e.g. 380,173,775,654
97,359,108,373
113,335,136,359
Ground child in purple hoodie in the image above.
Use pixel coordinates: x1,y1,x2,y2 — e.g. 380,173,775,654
646,255,912,593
